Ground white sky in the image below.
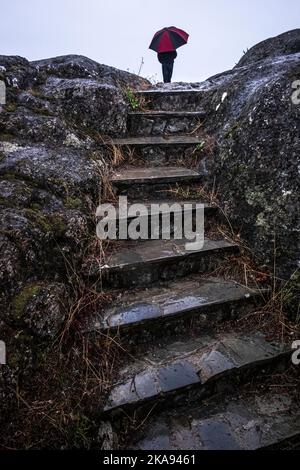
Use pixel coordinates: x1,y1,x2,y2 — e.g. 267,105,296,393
1,0,299,83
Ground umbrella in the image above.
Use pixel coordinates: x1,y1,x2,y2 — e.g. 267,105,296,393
149,26,189,53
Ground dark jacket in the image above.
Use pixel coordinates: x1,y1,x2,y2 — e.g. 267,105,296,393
157,51,177,64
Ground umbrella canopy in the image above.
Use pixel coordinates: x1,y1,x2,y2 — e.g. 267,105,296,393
149,26,189,53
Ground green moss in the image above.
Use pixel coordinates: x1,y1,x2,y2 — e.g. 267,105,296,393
0,196,10,206
11,283,43,321
4,102,18,113
25,209,52,233
29,202,43,211
48,213,68,236
0,132,15,142
31,107,53,116
1,172,41,188
24,209,68,237
65,197,84,210
225,122,241,139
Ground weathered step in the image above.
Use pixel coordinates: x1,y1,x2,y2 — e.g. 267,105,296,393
89,238,238,288
111,166,201,186
109,199,217,219
128,110,206,136
130,382,300,450
103,332,290,415
129,111,206,118
111,167,202,198
91,278,265,339
136,88,206,111
106,135,203,147
104,135,207,166
99,200,217,239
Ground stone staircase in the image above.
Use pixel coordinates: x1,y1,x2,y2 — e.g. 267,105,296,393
93,89,299,450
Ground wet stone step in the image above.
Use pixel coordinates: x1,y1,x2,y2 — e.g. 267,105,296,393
103,332,290,415
104,136,207,166
135,89,206,111
105,135,203,147
129,384,300,450
88,238,239,288
128,111,206,117
127,111,206,136
90,278,265,338
111,167,203,198
106,199,217,220
98,200,217,240
111,167,201,186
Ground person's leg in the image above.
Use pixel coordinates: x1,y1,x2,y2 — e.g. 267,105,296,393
168,61,174,83
162,63,168,83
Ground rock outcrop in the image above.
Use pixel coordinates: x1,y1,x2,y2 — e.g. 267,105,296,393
0,55,149,321
151,29,300,307
0,30,299,449
0,55,149,439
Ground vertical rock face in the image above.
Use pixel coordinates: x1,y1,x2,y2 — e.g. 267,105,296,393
0,54,149,330
0,55,150,447
204,32,300,287
149,30,300,292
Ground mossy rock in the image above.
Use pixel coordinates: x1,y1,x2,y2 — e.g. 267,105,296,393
65,197,85,210
25,209,68,237
11,283,44,322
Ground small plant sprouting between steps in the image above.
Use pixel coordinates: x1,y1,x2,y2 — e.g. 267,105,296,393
194,140,206,153
125,88,140,110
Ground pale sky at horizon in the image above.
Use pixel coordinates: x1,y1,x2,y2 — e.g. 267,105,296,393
1,0,299,83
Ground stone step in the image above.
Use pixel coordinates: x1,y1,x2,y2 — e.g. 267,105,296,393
90,278,265,340
111,167,203,199
107,199,217,220
88,238,239,288
98,200,217,239
127,111,206,136
105,135,203,147
103,332,290,415
111,166,201,187
136,88,206,111
104,135,207,166
128,111,206,118
129,381,300,450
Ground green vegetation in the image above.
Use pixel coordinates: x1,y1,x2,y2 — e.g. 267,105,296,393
194,140,206,152
11,283,43,321
125,88,140,110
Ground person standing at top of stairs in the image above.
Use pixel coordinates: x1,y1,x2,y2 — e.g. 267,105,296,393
157,50,177,83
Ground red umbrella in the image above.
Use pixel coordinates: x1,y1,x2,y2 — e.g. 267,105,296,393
149,26,189,53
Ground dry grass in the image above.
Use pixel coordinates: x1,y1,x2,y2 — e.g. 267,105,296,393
205,219,300,343
165,182,219,205
0,236,128,450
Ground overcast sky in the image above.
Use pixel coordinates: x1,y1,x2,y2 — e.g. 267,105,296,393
1,0,299,82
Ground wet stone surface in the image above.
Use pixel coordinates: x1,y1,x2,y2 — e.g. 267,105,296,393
98,278,262,331
91,239,238,288
103,332,288,413
130,391,300,450
135,89,207,111
111,166,201,185
128,112,205,136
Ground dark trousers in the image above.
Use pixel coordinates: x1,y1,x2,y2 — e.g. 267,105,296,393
162,61,174,83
